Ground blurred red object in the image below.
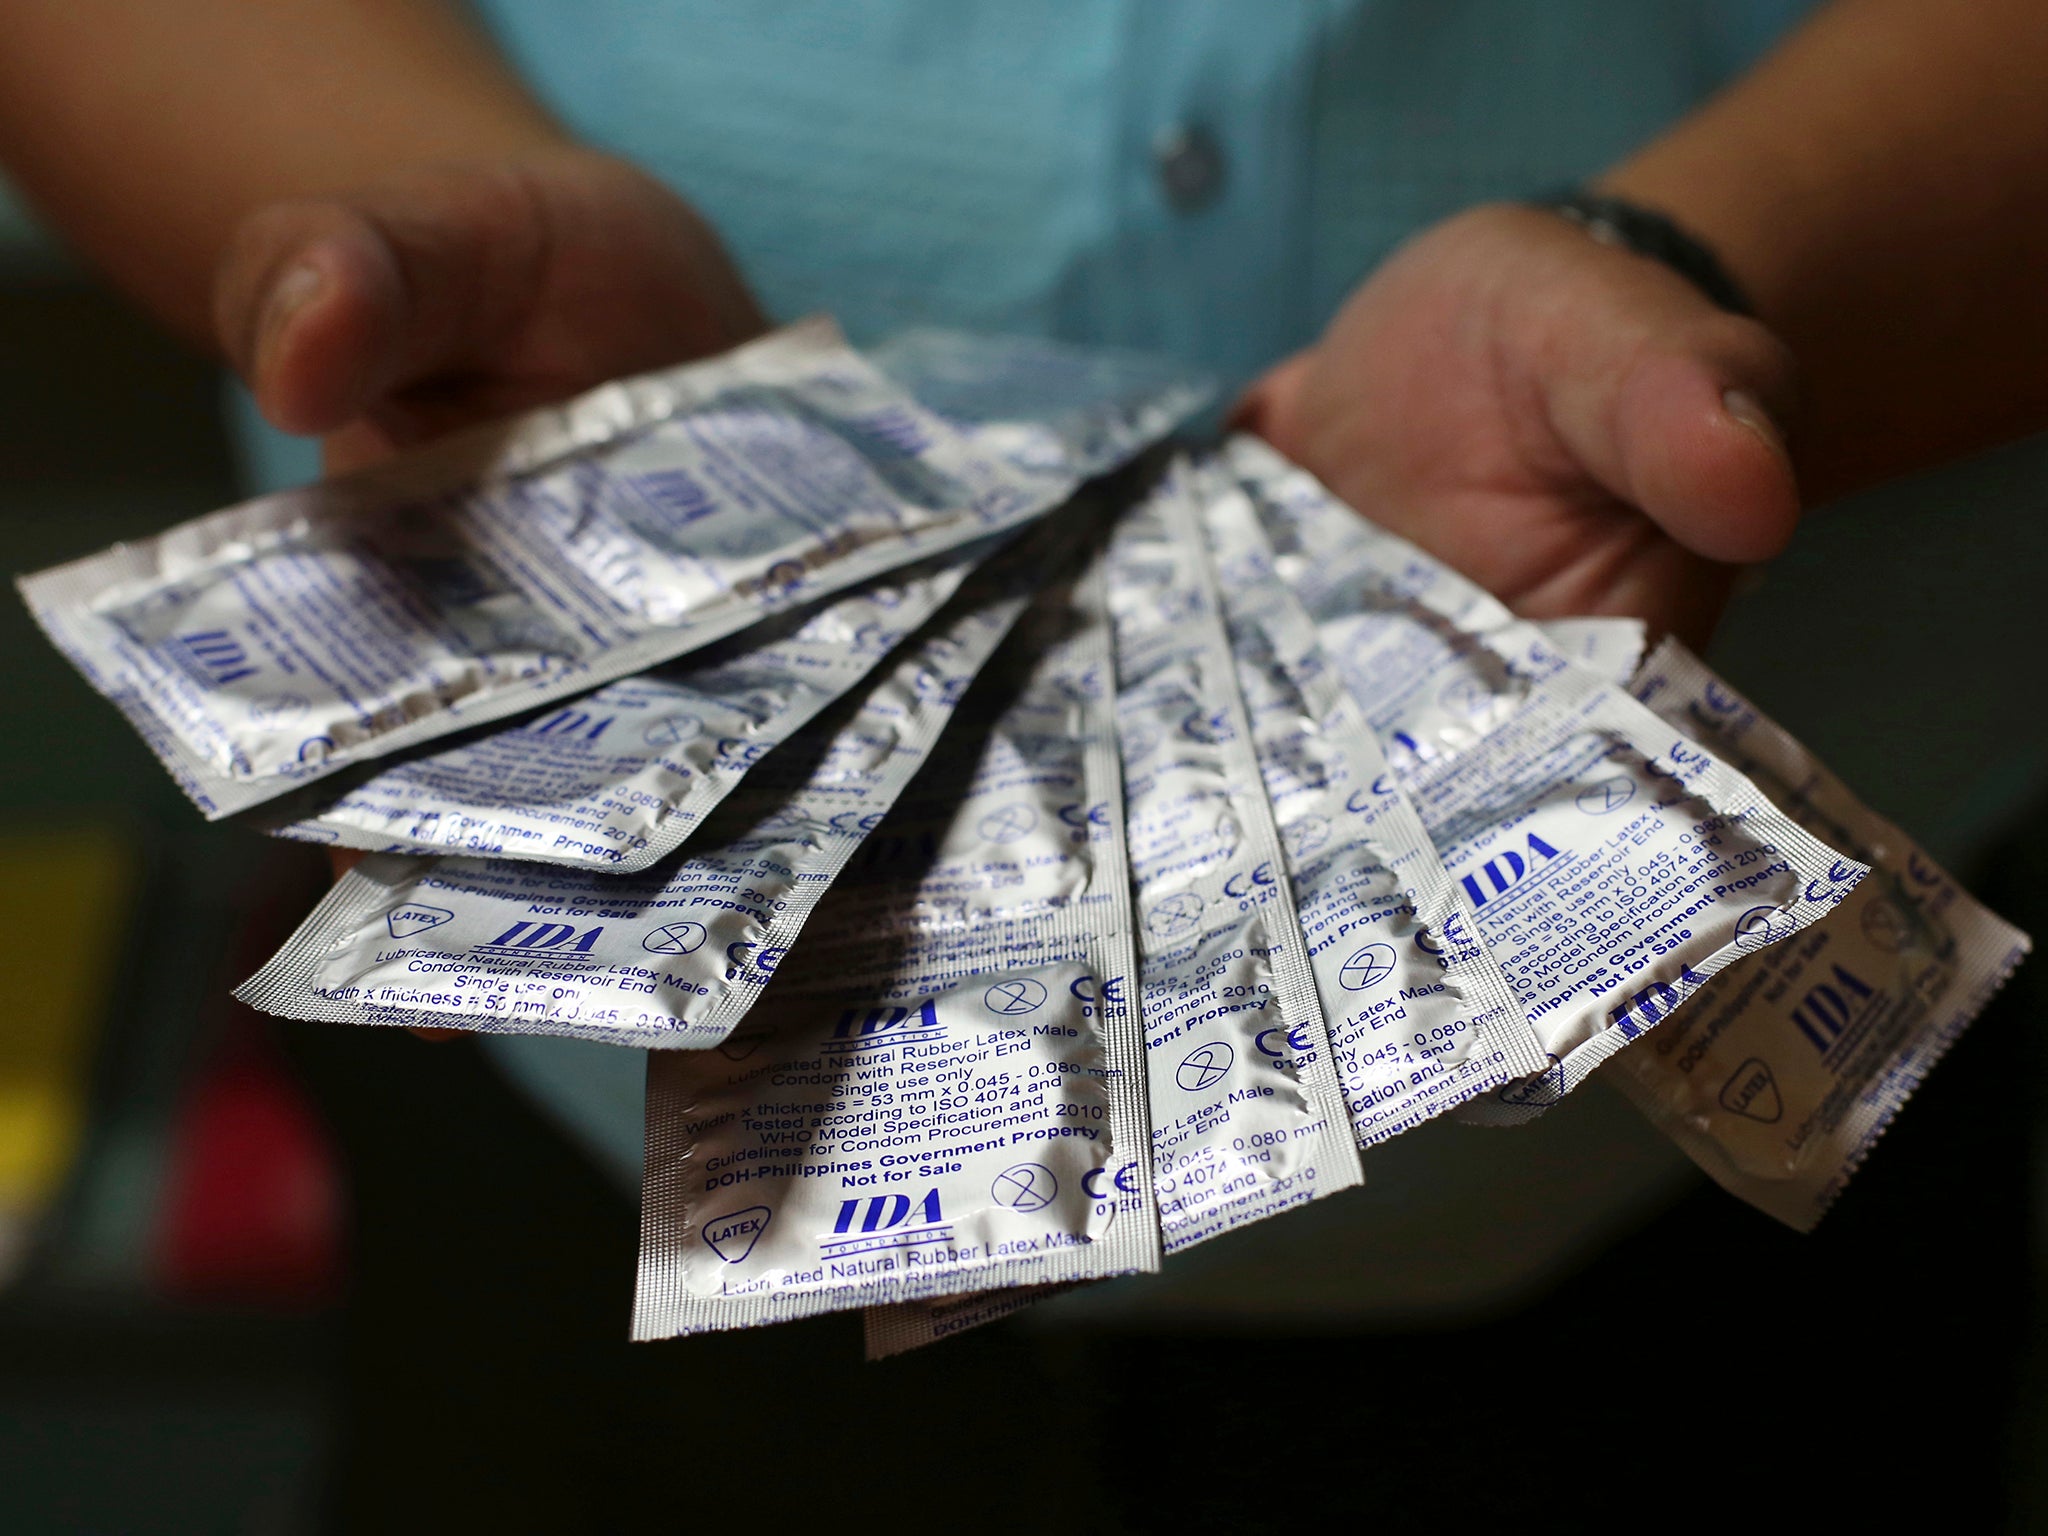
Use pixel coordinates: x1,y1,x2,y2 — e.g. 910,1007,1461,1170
154,1012,341,1306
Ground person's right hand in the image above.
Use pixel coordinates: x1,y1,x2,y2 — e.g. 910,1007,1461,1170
221,148,765,1040
211,145,766,474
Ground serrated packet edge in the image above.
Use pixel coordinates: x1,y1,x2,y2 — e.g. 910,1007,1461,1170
1608,637,2031,1227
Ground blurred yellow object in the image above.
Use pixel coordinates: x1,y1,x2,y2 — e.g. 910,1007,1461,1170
0,827,129,1274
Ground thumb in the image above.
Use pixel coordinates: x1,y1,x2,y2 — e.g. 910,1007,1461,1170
212,163,551,437
1228,348,1313,445
1546,311,1803,565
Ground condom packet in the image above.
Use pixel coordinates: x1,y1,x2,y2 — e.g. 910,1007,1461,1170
22,317,1208,819
862,464,1539,1359
1226,436,1867,1121
861,507,1702,1361
1106,463,1361,1253
1610,637,2030,1227
863,1287,1058,1356
255,536,1003,868
1197,466,1543,1142
1540,617,1648,685
233,513,1078,1047
633,537,1156,1337
251,332,1206,867
866,328,1210,479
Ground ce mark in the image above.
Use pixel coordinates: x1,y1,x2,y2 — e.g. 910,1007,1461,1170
1223,862,1277,899
1082,1164,1142,1200
1344,775,1396,813
725,941,786,978
1256,1024,1313,1058
1069,974,1126,1011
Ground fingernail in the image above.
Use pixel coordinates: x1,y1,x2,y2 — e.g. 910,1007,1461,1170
1722,388,1787,458
257,263,323,369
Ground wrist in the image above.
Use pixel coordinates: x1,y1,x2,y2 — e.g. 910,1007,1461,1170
1590,148,1806,332
1528,190,1754,317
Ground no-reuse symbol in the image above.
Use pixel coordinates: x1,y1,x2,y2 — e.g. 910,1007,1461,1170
1735,905,1785,948
1176,1041,1234,1093
984,978,1047,1016
1576,776,1635,815
991,1163,1057,1213
1147,892,1204,939
978,803,1038,844
642,922,708,955
642,713,703,748
1339,943,1397,992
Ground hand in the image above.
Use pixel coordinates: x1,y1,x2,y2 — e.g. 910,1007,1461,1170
212,145,766,473
1235,204,1801,644
226,148,765,1040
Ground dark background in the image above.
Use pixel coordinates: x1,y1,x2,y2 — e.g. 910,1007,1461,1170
2,194,2045,1533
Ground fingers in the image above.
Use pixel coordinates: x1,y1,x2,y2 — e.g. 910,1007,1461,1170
213,151,767,453
214,205,400,435
1535,271,1803,566
1504,507,1741,650
1603,317,1801,564
320,420,404,477
212,161,552,437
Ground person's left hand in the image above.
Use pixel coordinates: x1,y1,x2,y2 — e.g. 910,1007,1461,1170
1235,204,1801,644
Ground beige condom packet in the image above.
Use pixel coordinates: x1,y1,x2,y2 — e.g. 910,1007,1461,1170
1611,637,2030,1228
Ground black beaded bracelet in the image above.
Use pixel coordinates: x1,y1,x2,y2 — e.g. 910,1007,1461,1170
1529,190,1754,317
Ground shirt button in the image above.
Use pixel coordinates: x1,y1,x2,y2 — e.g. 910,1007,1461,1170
1152,123,1226,213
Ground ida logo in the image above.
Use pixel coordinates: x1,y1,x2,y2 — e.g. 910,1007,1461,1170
702,1206,771,1264
824,997,942,1052
470,920,605,956
1458,832,1564,910
167,628,259,689
831,1189,943,1236
526,707,614,743
1789,963,1876,1054
1606,964,1708,1037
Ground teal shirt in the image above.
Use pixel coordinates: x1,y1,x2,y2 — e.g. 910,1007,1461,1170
483,0,1804,379
234,1,1813,1181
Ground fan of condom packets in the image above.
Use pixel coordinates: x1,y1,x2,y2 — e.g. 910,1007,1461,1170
20,322,2030,1357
